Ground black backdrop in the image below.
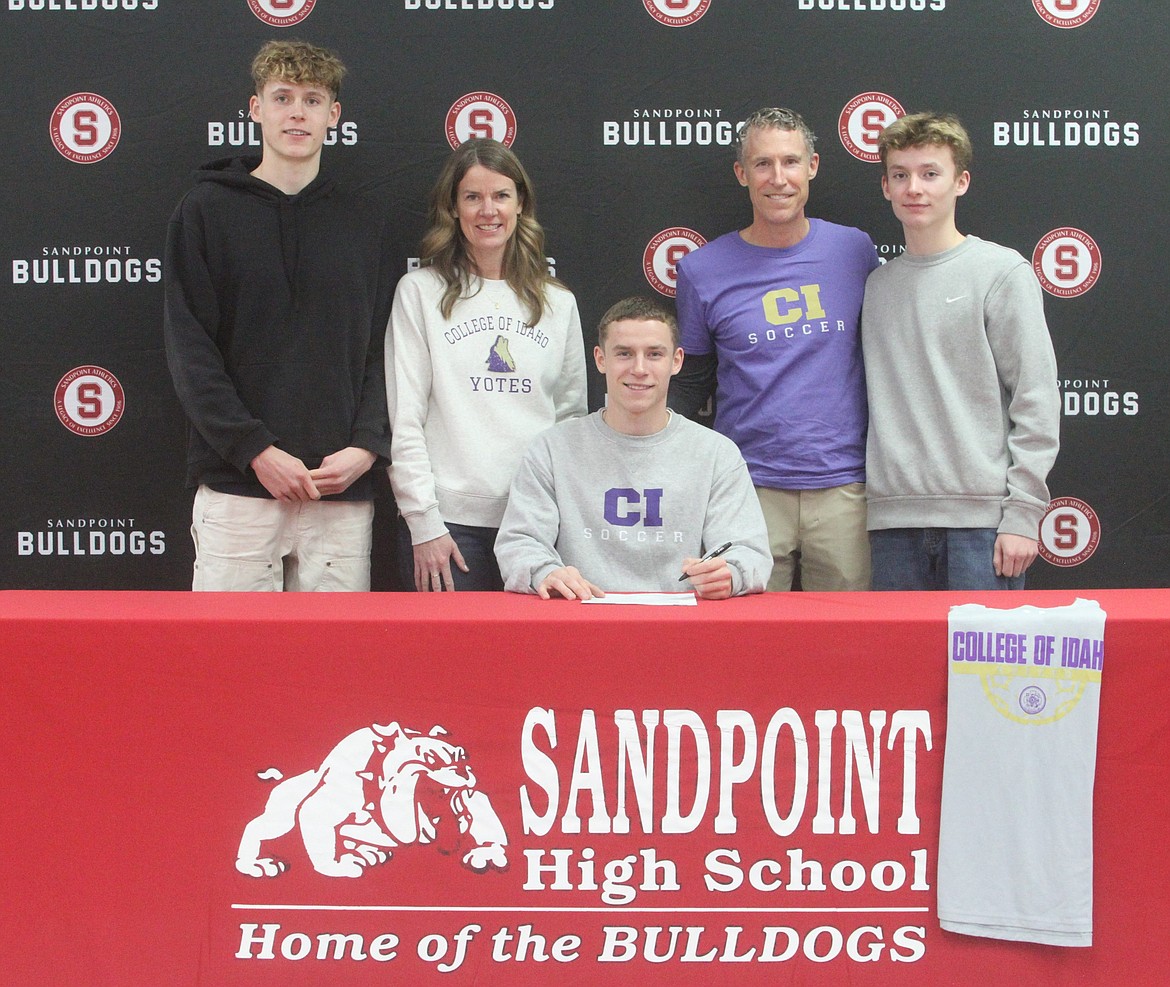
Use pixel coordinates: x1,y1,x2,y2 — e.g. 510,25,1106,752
2,0,1165,590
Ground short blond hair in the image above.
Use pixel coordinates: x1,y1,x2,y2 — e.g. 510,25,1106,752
251,40,346,100
879,112,972,174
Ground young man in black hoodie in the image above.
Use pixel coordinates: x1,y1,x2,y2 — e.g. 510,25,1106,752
164,40,394,591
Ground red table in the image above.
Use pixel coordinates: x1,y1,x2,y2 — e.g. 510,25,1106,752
1,590,1166,985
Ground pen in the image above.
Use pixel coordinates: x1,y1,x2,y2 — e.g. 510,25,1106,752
678,541,733,582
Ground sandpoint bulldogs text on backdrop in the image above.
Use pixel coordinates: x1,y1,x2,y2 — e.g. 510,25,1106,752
994,108,1139,148
208,119,358,149
796,0,946,11
8,1,159,10
1059,379,1138,418
405,0,555,8
12,245,161,285
603,108,736,149
18,519,166,557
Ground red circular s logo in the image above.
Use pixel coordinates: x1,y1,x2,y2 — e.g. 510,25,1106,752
838,93,905,163
643,0,712,27
1039,496,1101,567
1032,228,1102,298
247,0,317,27
54,366,126,436
643,228,706,297
50,93,121,164
1033,0,1100,29
445,92,518,149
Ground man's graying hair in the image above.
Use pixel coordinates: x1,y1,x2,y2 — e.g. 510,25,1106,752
736,107,817,164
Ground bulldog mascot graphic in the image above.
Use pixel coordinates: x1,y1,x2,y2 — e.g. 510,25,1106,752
236,721,508,879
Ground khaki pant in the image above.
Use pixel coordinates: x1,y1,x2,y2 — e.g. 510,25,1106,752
755,482,870,591
191,485,373,591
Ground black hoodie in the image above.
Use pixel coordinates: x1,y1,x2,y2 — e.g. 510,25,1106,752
163,156,394,499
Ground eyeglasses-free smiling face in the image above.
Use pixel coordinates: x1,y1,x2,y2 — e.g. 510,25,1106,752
249,80,340,167
594,318,683,435
455,164,522,276
734,125,819,245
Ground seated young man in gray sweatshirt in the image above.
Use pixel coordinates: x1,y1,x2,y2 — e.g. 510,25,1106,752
494,296,772,600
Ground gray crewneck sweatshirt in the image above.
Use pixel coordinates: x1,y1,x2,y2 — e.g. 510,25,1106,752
495,411,772,594
862,236,1060,537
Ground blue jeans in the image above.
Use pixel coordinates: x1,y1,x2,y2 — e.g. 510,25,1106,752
395,516,504,592
870,528,1025,591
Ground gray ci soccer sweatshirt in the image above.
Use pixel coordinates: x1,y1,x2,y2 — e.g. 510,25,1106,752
494,411,772,595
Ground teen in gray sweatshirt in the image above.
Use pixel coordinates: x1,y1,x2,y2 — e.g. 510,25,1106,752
495,297,772,599
862,113,1059,591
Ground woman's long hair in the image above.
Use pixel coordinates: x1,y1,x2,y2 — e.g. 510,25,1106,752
419,138,562,324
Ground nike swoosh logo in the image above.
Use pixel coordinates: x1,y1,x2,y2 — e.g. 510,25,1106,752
946,295,967,303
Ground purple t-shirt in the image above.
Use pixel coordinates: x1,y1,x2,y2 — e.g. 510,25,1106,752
676,220,878,489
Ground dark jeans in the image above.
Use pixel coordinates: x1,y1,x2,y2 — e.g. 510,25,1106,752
870,528,1025,591
395,516,504,592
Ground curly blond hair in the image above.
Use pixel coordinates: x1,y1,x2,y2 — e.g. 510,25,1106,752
250,40,346,99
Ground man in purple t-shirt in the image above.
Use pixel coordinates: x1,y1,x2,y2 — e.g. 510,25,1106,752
670,107,878,591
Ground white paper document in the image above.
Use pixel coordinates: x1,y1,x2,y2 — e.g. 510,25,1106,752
581,592,697,606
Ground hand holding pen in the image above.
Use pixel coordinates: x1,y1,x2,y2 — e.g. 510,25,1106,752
678,542,734,600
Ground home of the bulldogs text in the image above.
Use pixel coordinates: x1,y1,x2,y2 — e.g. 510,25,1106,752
235,920,928,967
